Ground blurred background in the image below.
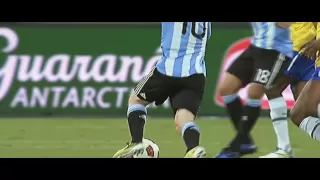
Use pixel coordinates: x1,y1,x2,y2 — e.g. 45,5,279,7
0,22,258,117
0,22,318,158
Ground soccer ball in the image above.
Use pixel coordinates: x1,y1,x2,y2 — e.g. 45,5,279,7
133,138,160,158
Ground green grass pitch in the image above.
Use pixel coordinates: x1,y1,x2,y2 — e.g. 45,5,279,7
0,118,319,158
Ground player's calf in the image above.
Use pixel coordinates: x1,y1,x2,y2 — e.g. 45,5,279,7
266,85,292,154
175,108,201,153
175,109,206,158
216,84,262,158
290,81,320,125
290,94,308,127
218,73,245,131
170,83,206,157
236,83,263,143
216,72,259,157
127,94,149,143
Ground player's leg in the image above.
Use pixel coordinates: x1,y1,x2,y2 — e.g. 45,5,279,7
291,81,308,100
170,74,206,158
261,53,315,158
238,48,284,144
263,76,293,158
227,49,291,158
215,47,257,157
216,81,264,158
112,94,148,158
287,52,315,100
113,67,168,158
229,82,264,152
218,73,245,131
218,49,254,131
248,52,292,158
291,67,320,142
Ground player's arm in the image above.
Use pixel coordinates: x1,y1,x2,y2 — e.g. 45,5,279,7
313,22,317,28
276,22,293,28
301,22,320,58
318,22,320,37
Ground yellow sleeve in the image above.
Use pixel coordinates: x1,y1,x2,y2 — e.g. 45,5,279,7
317,23,320,67
318,23,320,39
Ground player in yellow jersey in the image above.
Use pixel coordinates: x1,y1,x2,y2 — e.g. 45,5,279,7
260,22,317,158
290,23,320,146
287,23,317,99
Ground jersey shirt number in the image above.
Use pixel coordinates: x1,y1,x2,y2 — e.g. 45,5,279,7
254,69,271,84
182,22,206,39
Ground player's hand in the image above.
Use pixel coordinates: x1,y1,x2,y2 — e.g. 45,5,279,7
276,22,292,28
301,39,320,58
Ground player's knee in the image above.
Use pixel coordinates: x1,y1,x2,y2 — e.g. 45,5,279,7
266,76,292,99
219,86,236,97
290,106,305,126
294,98,318,119
128,93,149,106
218,73,242,96
174,109,195,133
247,83,265,99
292,82,307,99
305,103,319,118
265,87,282,100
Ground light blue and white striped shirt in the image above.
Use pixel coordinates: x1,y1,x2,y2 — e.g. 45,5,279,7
156,22,211,77
251,22,293,58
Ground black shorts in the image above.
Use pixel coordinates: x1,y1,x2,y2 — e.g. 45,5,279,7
134,67,205,116
227,45,291,88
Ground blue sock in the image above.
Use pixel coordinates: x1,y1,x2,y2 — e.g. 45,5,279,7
246,99,261,108
127,104,147,143
222,94,239,104
181,122,200,152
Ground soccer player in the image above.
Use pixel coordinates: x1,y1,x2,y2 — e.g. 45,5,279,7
260,22,317,158
113,22,211,158
215,22,293,158
290,23,320,144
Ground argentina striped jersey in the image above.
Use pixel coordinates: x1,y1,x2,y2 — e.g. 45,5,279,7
156,22,211,77
251,22,293,58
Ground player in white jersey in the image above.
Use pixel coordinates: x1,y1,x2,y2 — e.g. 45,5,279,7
215,22,294,158
113,22,211,158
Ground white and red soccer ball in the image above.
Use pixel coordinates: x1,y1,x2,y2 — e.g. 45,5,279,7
133,138,160,158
